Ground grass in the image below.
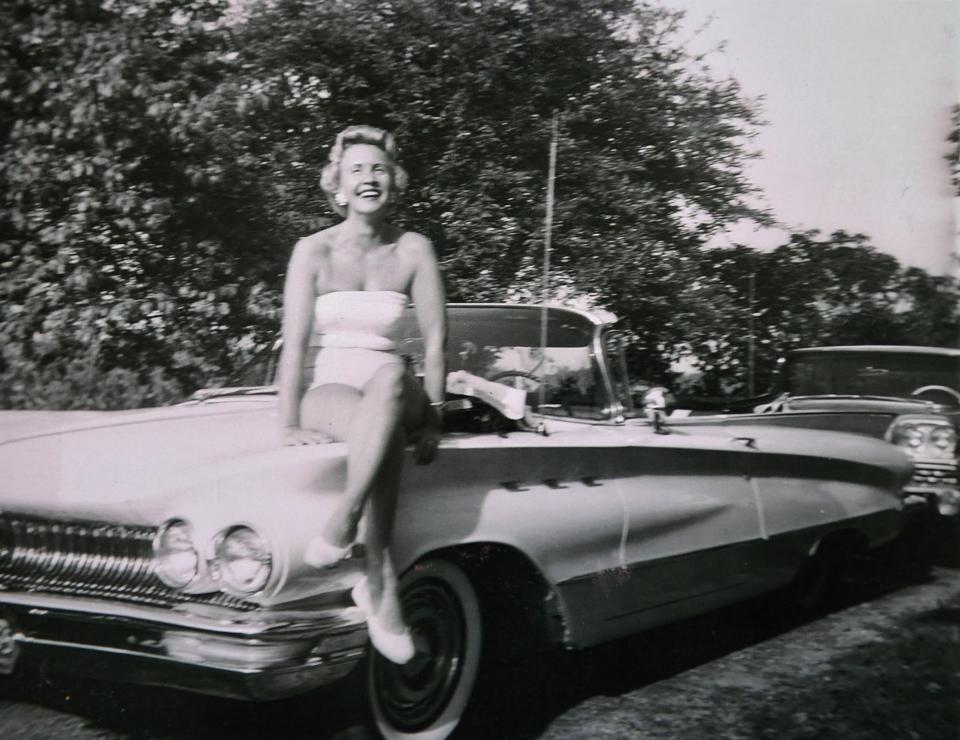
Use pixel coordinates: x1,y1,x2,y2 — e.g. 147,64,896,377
744,594,960,739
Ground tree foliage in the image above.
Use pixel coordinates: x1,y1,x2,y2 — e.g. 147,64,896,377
193,0,770,380
1,0,955,409
1,0,279,407
684,231,960,397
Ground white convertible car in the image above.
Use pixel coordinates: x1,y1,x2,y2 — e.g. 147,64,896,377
0,304,910,739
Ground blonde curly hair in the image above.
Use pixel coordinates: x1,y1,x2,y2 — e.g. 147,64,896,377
319,125,408,217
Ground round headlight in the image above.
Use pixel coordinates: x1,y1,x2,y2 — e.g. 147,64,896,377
213,526,272,595
153,519,199,589
891,423,925,449
930,426,957,452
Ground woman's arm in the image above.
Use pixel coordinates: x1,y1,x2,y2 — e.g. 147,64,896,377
278,238,319,435
409,235,446,405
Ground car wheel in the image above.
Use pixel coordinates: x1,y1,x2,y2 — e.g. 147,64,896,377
368,559,482,740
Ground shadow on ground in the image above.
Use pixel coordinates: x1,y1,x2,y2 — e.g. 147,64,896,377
462,540,938,740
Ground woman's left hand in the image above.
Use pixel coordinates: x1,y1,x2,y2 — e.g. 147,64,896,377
413,407,442,465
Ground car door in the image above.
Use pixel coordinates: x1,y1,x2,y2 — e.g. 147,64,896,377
608,424,768,639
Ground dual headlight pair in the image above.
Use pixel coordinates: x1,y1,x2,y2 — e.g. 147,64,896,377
152,519,272,596
886,416,957,460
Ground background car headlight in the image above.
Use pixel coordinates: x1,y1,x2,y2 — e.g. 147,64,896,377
890,423,924,449
153,519,199,589
213,525,272,595
887,416,957,460
930,426,957,452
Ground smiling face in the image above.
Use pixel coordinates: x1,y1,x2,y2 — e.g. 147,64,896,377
338,143,394,216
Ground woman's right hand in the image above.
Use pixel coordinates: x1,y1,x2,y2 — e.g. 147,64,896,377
281,427,334,446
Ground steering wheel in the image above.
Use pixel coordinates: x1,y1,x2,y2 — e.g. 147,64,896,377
488,370,542,391
487,370,575,417
910,384,960,405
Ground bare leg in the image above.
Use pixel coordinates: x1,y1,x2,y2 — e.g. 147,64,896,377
301,367,430,656
300,365,428,551
361,371,432,637
363,425,407,633
318,363,408,547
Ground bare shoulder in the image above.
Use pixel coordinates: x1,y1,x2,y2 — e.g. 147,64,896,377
290,227,336,267
396,230,437,262
295,227,337,256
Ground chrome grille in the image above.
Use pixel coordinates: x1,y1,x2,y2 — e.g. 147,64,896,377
0,514,254,611
910,460,959,489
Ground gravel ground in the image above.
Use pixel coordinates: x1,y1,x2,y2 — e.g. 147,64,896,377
536,565,960,739
467,541,960,739
0,543,957,739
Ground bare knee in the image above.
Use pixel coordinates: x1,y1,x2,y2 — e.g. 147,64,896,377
364,364,407,407
300,385,361,440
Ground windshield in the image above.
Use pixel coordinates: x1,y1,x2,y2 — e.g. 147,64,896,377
784,351,960,402
397,306,611,420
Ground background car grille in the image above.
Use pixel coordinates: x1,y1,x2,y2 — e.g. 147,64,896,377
910,460,959,489
0,514,254,610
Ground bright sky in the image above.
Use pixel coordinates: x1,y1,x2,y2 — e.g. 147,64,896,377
667,0,959,276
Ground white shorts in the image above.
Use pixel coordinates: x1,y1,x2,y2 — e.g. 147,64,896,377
309,347,404,392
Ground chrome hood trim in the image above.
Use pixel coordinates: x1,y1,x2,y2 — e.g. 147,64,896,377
0,399,276,446
0,410,114,445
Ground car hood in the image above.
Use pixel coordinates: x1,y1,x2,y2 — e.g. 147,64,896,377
0,398,347,526
0,401,275,445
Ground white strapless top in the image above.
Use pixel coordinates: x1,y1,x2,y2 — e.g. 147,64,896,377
314,290,407,351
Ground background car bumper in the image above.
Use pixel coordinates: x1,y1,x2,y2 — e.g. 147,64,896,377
904,459,960,516
0,592,368,700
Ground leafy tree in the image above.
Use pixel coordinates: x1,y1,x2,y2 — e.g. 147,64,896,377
683,231,960,397
183,0,770,379
0,0,280,408
0,0,776,408
895,266,960,347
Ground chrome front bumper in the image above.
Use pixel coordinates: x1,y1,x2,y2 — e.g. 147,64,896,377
0,591,368,700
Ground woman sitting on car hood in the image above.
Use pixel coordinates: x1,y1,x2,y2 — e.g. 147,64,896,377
277,125,446,665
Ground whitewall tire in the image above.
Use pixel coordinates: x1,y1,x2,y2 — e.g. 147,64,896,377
368,558,482,740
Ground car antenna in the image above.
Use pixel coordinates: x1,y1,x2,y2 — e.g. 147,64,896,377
536,111,560,436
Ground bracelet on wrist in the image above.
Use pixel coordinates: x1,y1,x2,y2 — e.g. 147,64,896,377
429,401,445,408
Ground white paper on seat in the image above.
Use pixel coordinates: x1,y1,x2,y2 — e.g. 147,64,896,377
445,370,527,420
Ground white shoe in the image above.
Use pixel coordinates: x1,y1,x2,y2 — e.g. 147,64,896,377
351,576,373,613
352,577,416,665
